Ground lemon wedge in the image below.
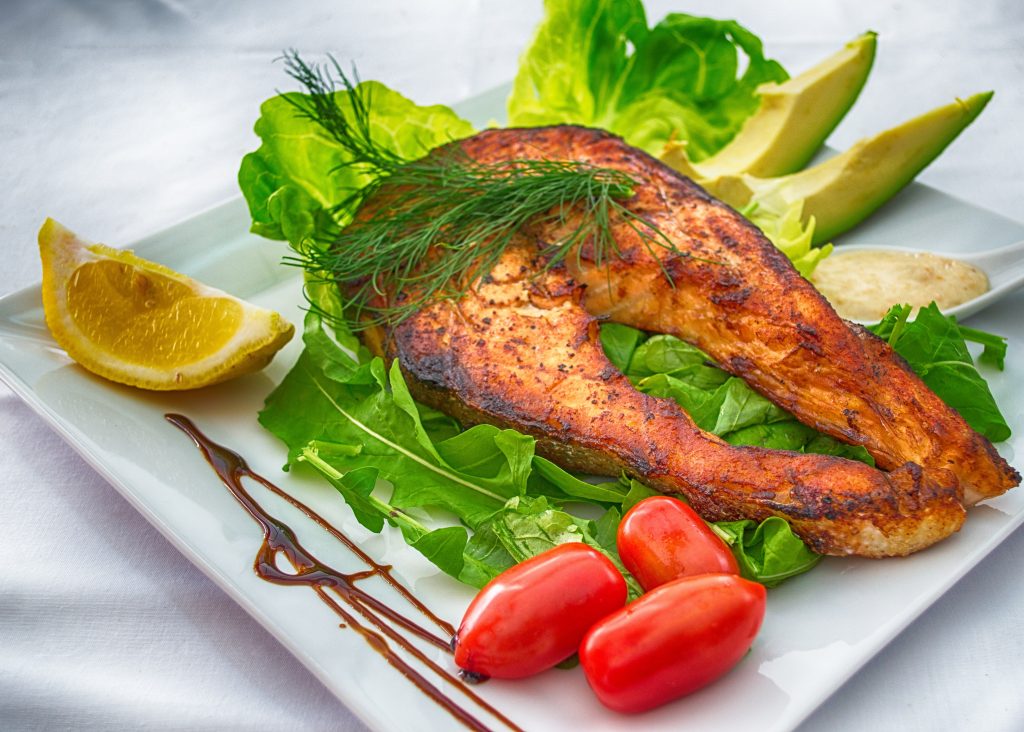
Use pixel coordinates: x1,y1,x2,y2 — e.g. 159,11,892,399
38,218,294,390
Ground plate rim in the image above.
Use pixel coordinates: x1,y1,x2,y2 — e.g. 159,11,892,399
3,96,1024,730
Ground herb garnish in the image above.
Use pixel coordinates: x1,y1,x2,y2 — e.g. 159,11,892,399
277,51,680,329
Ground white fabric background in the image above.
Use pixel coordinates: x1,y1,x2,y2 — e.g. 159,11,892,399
1,1,1022,729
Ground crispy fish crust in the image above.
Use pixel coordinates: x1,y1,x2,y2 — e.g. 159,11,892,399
461,126,1019,504
383,244,965,557
361,125,1018,557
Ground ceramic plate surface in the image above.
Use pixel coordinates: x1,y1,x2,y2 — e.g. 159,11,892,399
2,87,1023,731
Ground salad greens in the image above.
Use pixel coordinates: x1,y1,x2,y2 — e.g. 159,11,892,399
238,79,475,248
507,0,788,160
713,518,822,588
599,325,875,463
263,302,643,593
260,297,815,593
742,198,833,278
869,303,1010,441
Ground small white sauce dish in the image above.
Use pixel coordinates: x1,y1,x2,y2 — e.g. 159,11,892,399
823,239,1024,323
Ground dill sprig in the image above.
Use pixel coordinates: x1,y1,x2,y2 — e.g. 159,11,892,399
279,51,680,329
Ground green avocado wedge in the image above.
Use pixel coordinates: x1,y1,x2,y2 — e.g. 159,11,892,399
711,92,993,244
662,32,876,180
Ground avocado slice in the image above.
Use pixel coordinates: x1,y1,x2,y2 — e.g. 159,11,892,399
711,92,993,244
662,32,876,180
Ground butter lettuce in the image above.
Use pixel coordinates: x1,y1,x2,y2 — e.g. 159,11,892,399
508,0,787,159
742,197,833,277
238,81,475,247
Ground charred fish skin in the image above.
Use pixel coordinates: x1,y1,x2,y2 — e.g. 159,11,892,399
353,124,1015,557
384,243,965,558
450,125,1018,504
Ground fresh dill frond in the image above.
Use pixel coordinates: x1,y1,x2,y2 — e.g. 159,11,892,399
279,50,682,329
279,52,403,179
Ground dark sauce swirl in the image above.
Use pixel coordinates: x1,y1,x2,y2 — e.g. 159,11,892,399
166,414,520,732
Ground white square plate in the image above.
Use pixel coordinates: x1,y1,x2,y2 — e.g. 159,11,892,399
2,88,1023,731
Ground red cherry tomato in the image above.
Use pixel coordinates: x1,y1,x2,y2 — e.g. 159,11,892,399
579,573,766,713
617,496,739,591
453,543,627,679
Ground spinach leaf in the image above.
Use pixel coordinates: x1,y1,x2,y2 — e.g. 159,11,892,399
619,478,660,513
712,517,822,587
722,421,817,452
801,434,876,466
599,322,645,374
629,335,729,389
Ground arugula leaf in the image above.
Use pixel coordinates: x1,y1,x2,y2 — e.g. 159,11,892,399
959,324,1008,370
508,0,787,159
712,517,821,587
530,456,631,503
260,311,529,528
298,453,511,587
239,80,475,247
868,304,1010,442
311,463,386,533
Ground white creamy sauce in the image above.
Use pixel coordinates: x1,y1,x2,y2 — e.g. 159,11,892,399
811,249,989,322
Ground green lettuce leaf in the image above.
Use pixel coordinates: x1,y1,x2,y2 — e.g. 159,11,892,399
239,81,475,247
529,456,632,503
712,517,821,587
598,322,645,374
487,495,643,598
741,197,833,277
260,310,530,528
868,303,1010,441
508,0,787,159
604,324,874,463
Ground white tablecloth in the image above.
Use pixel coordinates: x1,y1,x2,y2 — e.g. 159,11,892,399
2,2,1022,729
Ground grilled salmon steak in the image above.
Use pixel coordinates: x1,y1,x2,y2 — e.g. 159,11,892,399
362,125,1018,557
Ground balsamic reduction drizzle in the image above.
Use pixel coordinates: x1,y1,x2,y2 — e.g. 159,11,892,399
166,414,521,732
